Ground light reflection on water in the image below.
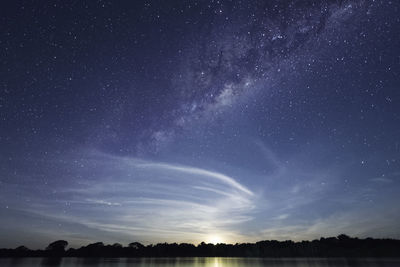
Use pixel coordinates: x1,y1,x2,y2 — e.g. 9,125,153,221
1,257,399,267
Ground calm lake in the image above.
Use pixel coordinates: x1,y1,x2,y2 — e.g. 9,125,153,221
0,258,399,267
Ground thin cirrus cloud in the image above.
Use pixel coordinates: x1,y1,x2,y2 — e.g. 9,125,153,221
23,150,258,245
136,161,254,196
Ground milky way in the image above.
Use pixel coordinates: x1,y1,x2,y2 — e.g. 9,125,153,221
0,0,399,248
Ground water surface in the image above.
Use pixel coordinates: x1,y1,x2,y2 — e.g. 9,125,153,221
1,257,399,267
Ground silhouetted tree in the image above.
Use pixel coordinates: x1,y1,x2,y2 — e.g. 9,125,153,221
128,242,144,249
1,235,400,258
45,240,68,252
112,243,122,248
338,234,351,241
15,246,29,251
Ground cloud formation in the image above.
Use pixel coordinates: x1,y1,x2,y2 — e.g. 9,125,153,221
4,150,256,246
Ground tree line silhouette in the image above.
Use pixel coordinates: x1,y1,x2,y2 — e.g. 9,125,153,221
1,235,399,258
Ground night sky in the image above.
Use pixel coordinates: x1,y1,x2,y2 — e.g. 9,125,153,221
1,0,400,249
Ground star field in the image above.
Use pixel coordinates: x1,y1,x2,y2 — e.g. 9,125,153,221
0,0,399,248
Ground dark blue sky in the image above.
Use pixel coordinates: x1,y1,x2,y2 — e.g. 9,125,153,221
1,0,399,249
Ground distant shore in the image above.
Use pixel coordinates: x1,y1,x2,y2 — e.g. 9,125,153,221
1,235,400,258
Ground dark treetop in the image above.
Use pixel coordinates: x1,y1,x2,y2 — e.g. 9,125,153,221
1,235,400,258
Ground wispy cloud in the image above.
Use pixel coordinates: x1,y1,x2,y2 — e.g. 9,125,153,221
8,150,257,245
370,177,393,183
259,208,400,242
137,161,253,196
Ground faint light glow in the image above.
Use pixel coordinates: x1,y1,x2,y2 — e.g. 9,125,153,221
212,257,221,267
207,235,224,244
